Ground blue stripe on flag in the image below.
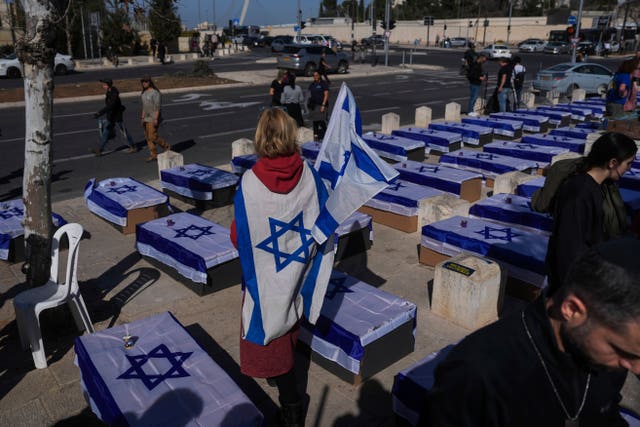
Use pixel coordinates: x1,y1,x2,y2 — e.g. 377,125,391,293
351,142,388,182
318,160,341,190
234,182,266,345
300,242,326,318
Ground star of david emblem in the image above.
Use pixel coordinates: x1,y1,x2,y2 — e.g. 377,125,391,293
186,169,214,177
627,169,637,176
117,344,193,391
325,276,354,300
475,153,496,160
474,226,521,242
388,181,407,192
0,207,23,220
174,224,215,240
418,165,439,173
107,185,138,195
255,212,314,272
516,144,536,150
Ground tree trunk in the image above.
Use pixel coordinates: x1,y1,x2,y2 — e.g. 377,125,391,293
65,12,72,55
17,0,57,288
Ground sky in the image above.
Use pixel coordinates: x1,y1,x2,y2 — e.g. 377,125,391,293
177,0,325,30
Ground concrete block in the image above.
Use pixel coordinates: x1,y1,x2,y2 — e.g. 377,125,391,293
523,91,535,109
127,58,134,66
473,98,485,115
381,112,400,134
415,106,432,128
584,130,605,156
445,102,461,122
296,127,315,145
420,194,470,228
432,254,503,330
148,56,155,63
551,151,582,165
546,90,559,105
493,171,538,195
231,138,256,159
157,150,184,180
571,88,586,101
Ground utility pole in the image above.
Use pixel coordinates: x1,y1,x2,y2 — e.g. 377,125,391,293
570,0,584,64
80,4,88,59
351,1,355,46
384,0,390,66
212,0,216,30
296,0,302,39
198,0,201,27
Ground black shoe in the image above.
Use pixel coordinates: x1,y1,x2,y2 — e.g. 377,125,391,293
280,401,304,427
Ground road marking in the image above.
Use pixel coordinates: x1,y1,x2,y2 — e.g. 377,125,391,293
171,93,211,102
199,100,261,111
198,127,256,138
360,106,401,113
372,92,392,97
239,93,268,98
163,111,235,122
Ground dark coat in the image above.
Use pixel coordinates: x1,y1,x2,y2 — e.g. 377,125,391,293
96,86,125,122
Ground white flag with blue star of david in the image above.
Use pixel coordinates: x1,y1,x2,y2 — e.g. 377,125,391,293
234,162,335,346
312,82,399,244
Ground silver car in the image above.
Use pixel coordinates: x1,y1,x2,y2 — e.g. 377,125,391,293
277,45,349,77
518,38,546,52
532,62,613,95
543,42,571,54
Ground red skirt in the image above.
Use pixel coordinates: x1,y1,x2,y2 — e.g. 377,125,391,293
240,322,300,378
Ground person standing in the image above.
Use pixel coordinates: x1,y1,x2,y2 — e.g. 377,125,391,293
231,108,332,427
317,49,331,85
150,38,157,58
157,42,166,64
92,78,137,156
269,69,286,107
496,57,514,112
280,73,305,127
544,132,636,295
606,59,638,118
308,71,329,140
511,55,526,109
421,238,640,427
466,52,487,116
140,75,171,162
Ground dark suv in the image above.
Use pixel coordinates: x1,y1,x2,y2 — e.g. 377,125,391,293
361,35,386,48
276,45,349,77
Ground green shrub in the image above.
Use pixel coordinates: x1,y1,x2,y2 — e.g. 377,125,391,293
192,60,214,76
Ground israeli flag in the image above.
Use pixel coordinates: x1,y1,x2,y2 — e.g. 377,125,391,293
312,83,399,244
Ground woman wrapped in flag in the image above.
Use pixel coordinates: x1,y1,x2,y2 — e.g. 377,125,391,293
230,108,333,427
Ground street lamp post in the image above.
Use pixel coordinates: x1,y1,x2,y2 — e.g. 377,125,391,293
507,0,513,45
570,0,584,64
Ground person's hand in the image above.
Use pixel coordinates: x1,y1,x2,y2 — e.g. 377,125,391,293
153,119,159,126
321,105,326,113
498,87,503,93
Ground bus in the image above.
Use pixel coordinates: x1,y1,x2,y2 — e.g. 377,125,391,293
548,30,570,44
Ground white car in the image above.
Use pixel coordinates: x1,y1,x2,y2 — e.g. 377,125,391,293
518,38,546,52
0,53,75,78
482,44,512,59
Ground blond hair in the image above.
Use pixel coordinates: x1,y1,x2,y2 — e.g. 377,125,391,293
254,108,299,158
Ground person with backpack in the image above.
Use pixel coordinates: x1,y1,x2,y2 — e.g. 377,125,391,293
511,56,526,109
606,59,638,117
466,52,488,117
92,78,137,156
533,132,637,295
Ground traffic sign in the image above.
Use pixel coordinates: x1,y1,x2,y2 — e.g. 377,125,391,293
568,15,577,25
233,18,240,25
293,25,300,32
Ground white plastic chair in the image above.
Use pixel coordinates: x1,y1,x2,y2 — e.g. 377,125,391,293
14,223,95,369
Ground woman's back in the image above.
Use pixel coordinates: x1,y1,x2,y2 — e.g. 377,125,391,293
281,84,303,104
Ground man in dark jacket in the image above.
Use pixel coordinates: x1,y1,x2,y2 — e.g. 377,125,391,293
93,78,137,156
467,52,487,116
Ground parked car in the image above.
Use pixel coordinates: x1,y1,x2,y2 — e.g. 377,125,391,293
0,53,75,78
518,38,546,52
481,44,512,59
361,34,385,48
271,35,294,52
448,37,470,48
544,41,571,54
532,62,613,95
258,36,274,47
277,44,349,77
242,36,261,47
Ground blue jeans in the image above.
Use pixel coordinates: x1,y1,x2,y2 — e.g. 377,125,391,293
498,88,514,112
100,119,135,151
468,84,481,113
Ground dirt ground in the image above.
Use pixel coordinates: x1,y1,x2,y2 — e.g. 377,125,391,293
0,73,236,103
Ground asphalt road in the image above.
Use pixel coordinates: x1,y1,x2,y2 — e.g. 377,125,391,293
0,48,627,203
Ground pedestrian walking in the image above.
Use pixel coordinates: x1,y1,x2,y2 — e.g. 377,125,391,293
496,57,515,112
140,75,171,162
511,56,526,109
92,78,137,156
280,73,305,127
466,52,488,116
157,42,166,64
308,71,330,140
318,49,331,85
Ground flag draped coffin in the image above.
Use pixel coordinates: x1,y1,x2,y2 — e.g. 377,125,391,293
74,312,263,427
620,169,640,192
428,122,493,146
439,149,538,179
461,117,523,139
549,126,593,140
231,154,258,174
468,193,553,234
235,162,334,345
160,164,239,200
516,108,571,127
361,132,426,162
392,127,462,153
490,112,548,132
483,141,569,166
521,133,586,153
312,82,399,244
393,160,482,201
